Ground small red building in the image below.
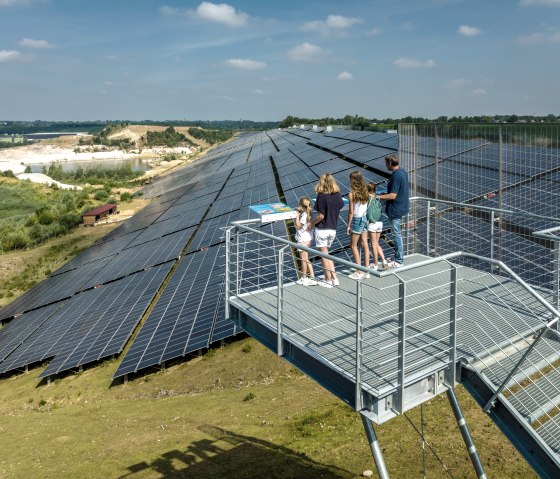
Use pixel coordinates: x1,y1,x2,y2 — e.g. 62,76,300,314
82,204,118,226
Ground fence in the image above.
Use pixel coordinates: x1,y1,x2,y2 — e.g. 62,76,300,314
399,123,560,294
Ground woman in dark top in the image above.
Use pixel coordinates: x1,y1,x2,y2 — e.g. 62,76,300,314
309,173,344,288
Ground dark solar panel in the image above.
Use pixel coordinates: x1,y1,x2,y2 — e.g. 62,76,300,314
0,302,63,363
85,229,192,287
38,263,173,378
113,245,227,377
0,255,114,321
310,157,356,176
187,210,241,252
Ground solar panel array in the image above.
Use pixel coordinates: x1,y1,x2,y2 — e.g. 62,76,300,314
1,125,556,381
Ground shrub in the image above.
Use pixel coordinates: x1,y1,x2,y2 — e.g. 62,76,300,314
59,212,82,230
120,192,133,202
94,190,109,201
243,392,256,402
36,207,57,225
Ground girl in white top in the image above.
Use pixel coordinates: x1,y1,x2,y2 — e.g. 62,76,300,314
346,171,370,279
367,182,388,270
295,196,317,286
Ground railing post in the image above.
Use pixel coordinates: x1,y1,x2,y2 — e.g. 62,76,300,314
554,240,560,315
426,200,431,256
277,245,288,357
225,227,232,319
397,276,406,414
490,210,495,272
235,229,240,296
447,264,457,387
355,279,363,411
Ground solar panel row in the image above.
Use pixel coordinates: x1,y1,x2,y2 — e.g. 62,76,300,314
1,127,558,383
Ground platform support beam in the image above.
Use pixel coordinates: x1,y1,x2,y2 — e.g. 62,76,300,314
360,413,390,479
447,389,487,479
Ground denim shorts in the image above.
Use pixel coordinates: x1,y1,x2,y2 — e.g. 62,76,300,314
350,216,367,234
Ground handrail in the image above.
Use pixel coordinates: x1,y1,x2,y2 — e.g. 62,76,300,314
410,196,560,225
231,220,560,330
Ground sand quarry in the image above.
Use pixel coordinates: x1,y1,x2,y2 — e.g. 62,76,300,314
0,126,207,186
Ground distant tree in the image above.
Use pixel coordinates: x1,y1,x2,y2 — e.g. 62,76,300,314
24,165,32,173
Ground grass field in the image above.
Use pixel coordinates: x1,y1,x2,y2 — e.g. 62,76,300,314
0,337,536,479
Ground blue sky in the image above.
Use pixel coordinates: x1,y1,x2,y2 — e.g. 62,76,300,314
1,0,559,121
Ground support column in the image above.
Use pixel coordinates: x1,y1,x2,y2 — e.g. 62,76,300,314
360,413,390,479
447,389,487,479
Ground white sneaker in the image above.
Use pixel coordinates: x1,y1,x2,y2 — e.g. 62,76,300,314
296,278,305,285
318,280,333,288
388,261,402,268
304,277,318,286
370,265,378,271
364,272,371,279
332,277,339,286
349,271,365,280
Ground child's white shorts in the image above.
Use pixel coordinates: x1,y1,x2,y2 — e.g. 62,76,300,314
367,221,383,233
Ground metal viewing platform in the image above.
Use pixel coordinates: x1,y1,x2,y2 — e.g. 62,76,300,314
225,218,560,478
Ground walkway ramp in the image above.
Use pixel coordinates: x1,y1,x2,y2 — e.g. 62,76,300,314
225,222,560,478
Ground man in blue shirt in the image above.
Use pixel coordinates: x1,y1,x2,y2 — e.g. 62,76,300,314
378,154,409,267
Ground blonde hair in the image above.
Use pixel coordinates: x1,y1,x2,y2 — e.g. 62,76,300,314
298,196,312,221
367,182,376,194
315,172,340,194
349,171,369,203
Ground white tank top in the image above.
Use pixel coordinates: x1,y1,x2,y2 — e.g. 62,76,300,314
353,201,367,217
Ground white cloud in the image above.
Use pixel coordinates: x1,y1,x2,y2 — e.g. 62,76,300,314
366,28,382,36
195,2,249,27
518,32,546,43
517,27,560,43
302,14,363,33
161,2,249,27
287,43,325,62
225,58,266,70
472,88,487,95
255,89,264,94
520,0,560,6
394,58,435,68
19,37,53,49
444,78,471,89
0,0,34,6
337,72,353,81
0,50,23,62
458,25,481,36
104,81,112,86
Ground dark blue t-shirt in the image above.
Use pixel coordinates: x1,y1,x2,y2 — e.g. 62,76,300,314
385,168,409,219
315,192,344,229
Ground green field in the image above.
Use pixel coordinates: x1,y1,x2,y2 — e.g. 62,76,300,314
0,337,536,479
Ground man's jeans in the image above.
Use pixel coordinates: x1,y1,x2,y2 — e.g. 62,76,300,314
389,216,404,264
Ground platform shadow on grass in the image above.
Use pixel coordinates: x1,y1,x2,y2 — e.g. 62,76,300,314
119,424,353,478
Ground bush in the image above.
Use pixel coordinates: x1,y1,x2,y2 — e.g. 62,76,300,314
2,230,30,250
120,192,133,202
36,207,57,225
59,212,82,230
94,190,109,201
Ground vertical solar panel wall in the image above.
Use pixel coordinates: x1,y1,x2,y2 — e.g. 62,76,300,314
400,123,560,291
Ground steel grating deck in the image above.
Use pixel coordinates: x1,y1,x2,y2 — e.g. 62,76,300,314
229,254,550,401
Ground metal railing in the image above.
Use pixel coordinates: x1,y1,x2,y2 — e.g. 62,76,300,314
405,196,560,293
225,219,560,424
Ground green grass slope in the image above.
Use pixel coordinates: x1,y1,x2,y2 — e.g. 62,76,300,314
0,338,535,478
